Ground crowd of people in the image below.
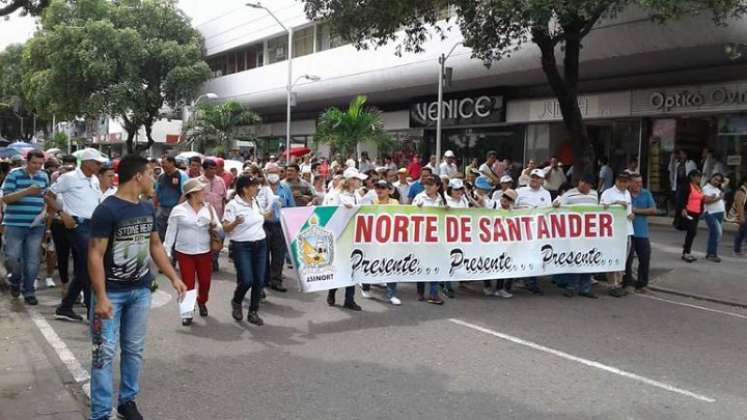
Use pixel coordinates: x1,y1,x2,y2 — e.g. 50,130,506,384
0,145,740,420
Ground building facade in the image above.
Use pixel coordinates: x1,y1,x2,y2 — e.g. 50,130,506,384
197,1,747,204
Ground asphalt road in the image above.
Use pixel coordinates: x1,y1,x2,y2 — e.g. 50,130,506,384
13,236,747,420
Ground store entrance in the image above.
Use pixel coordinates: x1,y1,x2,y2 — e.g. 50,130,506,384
420,125,525,169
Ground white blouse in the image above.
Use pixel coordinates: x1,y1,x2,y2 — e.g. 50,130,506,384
163,201,216,256
412,192,445,208
223,195,266,242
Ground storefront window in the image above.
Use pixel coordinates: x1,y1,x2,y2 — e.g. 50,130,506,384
717,116,747,184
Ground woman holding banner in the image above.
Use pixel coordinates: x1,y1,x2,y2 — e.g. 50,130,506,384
412,176,446,305
368,179,402,305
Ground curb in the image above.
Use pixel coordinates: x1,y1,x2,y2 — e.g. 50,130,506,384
649,216,739,233
647,285,747,309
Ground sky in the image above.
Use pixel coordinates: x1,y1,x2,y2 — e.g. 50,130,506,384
0,0,272,51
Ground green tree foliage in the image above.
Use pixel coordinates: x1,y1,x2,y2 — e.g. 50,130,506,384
0,44,48,139
304,0,747,177
314,95,393,158
0,0,49,17
23,0,211,153
184,100,261,154
44,131,67,150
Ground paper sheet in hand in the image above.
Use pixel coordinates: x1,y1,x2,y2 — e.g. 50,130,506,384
179,290,197,319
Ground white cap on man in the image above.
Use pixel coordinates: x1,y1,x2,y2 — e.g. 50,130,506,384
444,150,455,158
343,167,368,180
78,148,108,163
500,175,513,184
530,169,546,178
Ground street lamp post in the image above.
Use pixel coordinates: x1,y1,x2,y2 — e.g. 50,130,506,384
435,41,463,167
247,2,295,163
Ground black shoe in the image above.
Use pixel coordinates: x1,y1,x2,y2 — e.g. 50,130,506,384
10,285,20,298
608,287,629,298
198,304,208,317
247,311,264,326
444,288,455,299
327,294,335,306
24,296,38,305
563,289,576,298
182,317,193,326
578,292,599,299
343,302,362,311
212,260,219,272
269,284,287,292
54,307,83,322
117,400,143,420
231,301,243,321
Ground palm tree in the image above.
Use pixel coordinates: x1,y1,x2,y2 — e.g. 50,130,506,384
314,95,393,159
184,100,261,153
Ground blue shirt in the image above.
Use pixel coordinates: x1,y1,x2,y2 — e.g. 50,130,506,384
408,180,424,200
155,170,188,208
631,189,655,238
90,196,156,290
2,167,49,227
271,182,295,221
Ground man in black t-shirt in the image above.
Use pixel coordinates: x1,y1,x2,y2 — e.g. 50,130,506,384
88,155,186,420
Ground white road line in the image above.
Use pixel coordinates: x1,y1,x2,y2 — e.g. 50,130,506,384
449,318,716,403
636,294,747,320
28,308,91,399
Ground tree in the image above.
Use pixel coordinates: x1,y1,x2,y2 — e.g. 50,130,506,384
0,44,48,140
23,0,211,153
0,0,49,17
304,0,747,178
183,100,261,154
314,95,393,158
44,131,67,150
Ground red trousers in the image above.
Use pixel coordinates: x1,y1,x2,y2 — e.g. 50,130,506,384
175,251,213,305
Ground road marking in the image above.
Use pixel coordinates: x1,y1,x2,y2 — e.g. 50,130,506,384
27,308,91,399
151,290,172,308
636,294,747,320
449,318,716,403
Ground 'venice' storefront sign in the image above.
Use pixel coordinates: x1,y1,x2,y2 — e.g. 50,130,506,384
410,95,504,127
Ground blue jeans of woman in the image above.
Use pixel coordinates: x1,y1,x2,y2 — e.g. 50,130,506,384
231,240,267,312
704,212,724,257
89,287,151,420
4,225,44,298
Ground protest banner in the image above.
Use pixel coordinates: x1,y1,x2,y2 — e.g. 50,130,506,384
280,205,628,293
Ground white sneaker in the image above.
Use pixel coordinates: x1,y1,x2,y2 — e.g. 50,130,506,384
495,289,513,299
360,289,372,299
45,278,56,288
389,296,402,306
34,279,39,290
483,287,494,296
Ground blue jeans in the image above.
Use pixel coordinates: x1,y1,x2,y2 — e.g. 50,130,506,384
4,225,45,297
735,220,747,253
567,274,592,294
231,240,267,312
60,221,92,312
704,212,724,257
89,287,151,420
416,282,439,296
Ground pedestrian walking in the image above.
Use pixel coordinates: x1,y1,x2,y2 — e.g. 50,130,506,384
187,156,202,178
731,176,747,256
224,175,271,326
88,154,187,420
413,176,446,305
47,149,106,321
370,179,402,305
2,150,49,305
702,173,726,262
610,173,656,297
154,156,188,242
258,163,295,292
439,150,459,178
676,170,704,263
199,159,227,272
164,178,220,325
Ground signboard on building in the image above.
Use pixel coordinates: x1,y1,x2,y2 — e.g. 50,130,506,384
506,92,632,123
632,81,747,115
410,94,505,127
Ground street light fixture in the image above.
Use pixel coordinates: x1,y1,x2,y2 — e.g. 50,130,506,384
247,2,295,162
435,41,463,167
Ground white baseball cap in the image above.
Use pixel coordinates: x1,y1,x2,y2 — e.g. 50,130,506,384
343,167,368,180
448,178,464,189
345,159,357,168
530,169,545,178
500,175,513,184
78,148,108,163
444,150,455,158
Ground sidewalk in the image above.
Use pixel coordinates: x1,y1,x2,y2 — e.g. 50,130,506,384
647,226,747,308
0,293,86,420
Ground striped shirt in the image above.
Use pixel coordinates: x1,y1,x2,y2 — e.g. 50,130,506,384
1,167,49,227
555,188,599,206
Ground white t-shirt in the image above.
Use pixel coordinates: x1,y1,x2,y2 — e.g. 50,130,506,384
600,186,634,235
223,196,266,242
439,162,459,178
50,168,102,219
393,181,411,204
703,183,726,214
446,195,469,208
412,192,444,207
515,186,552,209
357,189,376,205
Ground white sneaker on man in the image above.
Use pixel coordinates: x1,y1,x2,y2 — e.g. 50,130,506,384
389,296,402,306
34,279,39,290
360,289,372,299
45,278,56,288
495,289,513,299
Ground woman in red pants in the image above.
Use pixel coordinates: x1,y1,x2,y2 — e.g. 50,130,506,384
164,178,221,325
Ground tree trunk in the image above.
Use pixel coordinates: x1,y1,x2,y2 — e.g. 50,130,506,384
135,123,155,154
534,31,595,183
